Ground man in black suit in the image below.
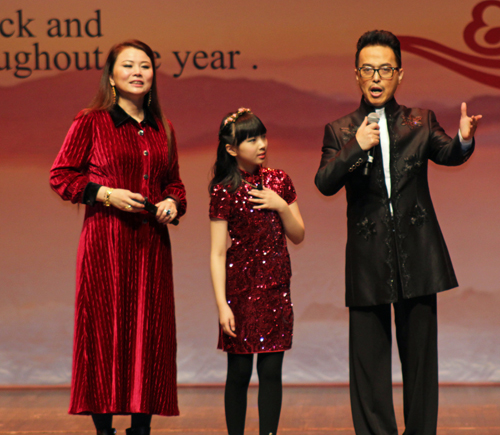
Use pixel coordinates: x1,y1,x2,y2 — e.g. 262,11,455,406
315,30,481,435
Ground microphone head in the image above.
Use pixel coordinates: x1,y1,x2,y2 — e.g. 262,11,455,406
367,112,380,124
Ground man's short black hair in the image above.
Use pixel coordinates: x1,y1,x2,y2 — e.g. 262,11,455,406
355,30,402,68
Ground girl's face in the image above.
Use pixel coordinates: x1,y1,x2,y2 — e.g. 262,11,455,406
226,134,268,173
109,47,154,103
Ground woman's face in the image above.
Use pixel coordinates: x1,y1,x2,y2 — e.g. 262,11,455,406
109,47,154,103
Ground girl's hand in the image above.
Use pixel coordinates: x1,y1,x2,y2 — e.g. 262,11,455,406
155,197,177,225
219,304,237,337
248,187,287,212
101,187,145,212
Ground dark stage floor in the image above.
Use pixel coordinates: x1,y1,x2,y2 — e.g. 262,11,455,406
1,385,499,434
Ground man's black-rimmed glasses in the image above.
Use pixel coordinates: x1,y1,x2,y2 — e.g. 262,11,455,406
357,66,400,79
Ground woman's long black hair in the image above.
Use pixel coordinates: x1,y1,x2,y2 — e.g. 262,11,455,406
209,111,267,193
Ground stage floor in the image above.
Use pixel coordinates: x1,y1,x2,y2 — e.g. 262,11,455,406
1,385,499,434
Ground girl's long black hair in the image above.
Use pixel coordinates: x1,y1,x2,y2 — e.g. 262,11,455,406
209,111,267,193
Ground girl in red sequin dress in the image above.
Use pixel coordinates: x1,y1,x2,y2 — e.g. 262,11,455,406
209,109,305,435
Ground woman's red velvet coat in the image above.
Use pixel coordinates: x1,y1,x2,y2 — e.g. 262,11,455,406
50,107,186,416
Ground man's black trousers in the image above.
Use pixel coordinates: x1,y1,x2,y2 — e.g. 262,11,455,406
349,292,438,435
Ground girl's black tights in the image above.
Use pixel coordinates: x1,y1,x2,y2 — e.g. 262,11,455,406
225,351,284,435
91,413,152,430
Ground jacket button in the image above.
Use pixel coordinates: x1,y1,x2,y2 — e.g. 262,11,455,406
143,174,149,180
139,130,144,136
143,150,149,156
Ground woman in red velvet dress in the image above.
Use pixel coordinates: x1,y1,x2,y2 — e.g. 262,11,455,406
209,109,305,435
50,40,186,435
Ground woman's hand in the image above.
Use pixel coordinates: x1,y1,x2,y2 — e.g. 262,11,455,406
155,197,178,225
98,187,145,212
248,187,287,212
218,303,237,337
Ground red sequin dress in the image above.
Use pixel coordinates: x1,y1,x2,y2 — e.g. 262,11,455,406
50,107,186,416
209,167,297,354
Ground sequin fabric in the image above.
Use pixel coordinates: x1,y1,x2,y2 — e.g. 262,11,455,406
50,108,186,416
209,167,297,354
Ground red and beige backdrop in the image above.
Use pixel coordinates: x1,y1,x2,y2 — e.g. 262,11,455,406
0,0,498,385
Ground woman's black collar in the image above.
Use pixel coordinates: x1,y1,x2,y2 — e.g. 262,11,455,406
109,104,159,130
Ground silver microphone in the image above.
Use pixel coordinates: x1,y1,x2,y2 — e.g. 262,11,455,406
363,112,380,177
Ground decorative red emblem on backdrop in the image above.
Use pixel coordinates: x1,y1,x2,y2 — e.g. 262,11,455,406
398,0,500,89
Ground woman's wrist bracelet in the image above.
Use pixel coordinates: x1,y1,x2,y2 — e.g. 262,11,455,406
104,188,114,207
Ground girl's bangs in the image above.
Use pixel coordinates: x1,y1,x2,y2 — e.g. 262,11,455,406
234,114,267,145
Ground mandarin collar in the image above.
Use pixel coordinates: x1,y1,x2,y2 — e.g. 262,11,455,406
108,104,159,130
240,165,263,181
359,97,400,118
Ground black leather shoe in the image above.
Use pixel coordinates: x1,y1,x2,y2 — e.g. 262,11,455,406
96,430,116,435
126,428,151,435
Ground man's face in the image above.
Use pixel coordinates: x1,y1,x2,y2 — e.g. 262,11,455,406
355,45,404,107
